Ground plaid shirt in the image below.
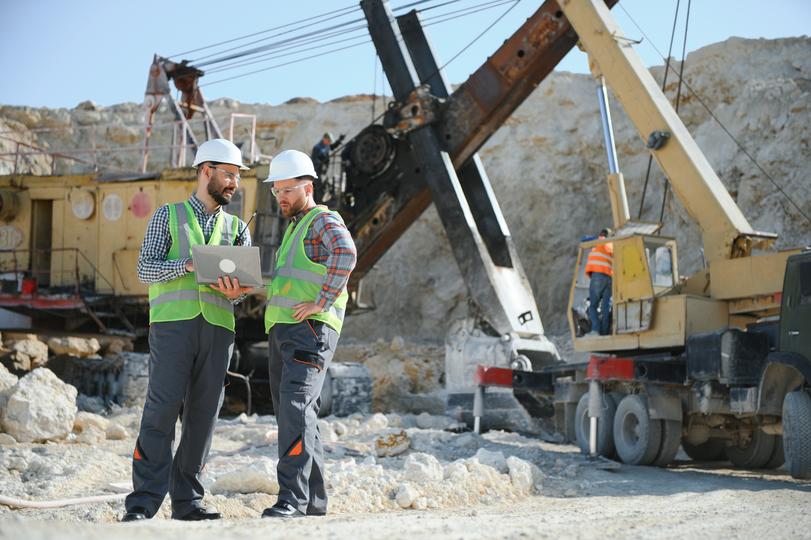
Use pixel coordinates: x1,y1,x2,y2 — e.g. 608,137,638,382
287,205,356,310
137,194,250,302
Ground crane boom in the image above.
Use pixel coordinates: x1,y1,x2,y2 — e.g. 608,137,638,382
558,0,774,262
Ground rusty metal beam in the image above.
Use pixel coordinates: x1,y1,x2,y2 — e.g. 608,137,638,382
350,0,616,281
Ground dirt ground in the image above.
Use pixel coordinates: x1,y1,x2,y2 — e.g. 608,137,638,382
1,409,810,540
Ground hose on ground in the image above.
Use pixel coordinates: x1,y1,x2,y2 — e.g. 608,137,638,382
0,493,125,509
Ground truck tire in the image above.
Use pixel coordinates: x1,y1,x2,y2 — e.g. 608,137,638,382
782,389,811,479
682,438,726,462
652,419,682,467
613,394,662,466
574,392,616,457
727,429,776,469
764,436,785,470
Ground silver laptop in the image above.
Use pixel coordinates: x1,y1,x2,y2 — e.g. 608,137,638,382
191,245,264,288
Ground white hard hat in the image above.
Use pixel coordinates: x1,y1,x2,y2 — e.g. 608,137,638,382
264,149,318,183
192,138,249,170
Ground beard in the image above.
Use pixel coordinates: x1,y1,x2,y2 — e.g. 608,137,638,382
208,179,232,206
280,196,307,218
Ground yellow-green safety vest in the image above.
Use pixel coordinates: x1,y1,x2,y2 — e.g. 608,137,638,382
149,201,240,332
265,206,348,334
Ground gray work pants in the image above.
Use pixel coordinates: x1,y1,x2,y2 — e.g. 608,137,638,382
268,319,339,515
125,316,234,517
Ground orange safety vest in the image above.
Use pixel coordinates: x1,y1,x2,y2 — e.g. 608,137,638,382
586,242,613,277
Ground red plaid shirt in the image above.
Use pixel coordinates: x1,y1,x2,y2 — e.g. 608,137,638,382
290,205,357,309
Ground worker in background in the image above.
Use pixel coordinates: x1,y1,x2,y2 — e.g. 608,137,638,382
310,132,345,202
122,139,253,522
262,149,356,518
585,227,613,336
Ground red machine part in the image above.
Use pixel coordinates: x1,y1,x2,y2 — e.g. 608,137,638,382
586,355,635,381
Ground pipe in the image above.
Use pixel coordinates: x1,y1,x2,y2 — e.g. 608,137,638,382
596,77,619,175
588,380,603,456
473,385,484,434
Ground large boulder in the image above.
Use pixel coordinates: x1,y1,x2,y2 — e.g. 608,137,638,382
47,336,101,358
1,368,78,442
0,362,18,410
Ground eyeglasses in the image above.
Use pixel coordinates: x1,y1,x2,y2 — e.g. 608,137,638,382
271,184,308,198
207,164,240,183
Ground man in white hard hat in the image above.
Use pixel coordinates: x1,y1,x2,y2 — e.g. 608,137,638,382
261,149,356,518
122,138,254,522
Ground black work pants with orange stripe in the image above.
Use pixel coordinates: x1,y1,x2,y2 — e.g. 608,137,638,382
125,316,233,518
268,319,338,516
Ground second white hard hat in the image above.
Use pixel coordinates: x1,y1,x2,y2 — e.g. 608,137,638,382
264,149,318,183
192,138,249,170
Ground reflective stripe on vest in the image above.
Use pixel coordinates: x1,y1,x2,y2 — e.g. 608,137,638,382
148,201,239,331
264,206,349,334
585,243,613,277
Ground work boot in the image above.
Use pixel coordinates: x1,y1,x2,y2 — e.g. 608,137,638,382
171,507,222,521
121,506,149,522
261,501,305,519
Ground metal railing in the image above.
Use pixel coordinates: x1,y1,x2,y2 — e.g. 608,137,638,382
0,247,115,295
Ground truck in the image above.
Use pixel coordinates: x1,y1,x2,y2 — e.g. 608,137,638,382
470,0,811,479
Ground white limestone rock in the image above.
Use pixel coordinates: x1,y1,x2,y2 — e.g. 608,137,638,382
443,460,470,481
0,362,18,410
105,423,129,440
6,339,49,371
0,432,17,445
74,411,110,433
403,452,443,484
361,412,389,433
332,421,348,437
317,419,338,443
375,430,410,457
395,483,420,509
506,456,535,494
474,448,508,473
1,368,77,442
390,335,405,352
75,425,105,444
47,336,101,358
211,459,279,495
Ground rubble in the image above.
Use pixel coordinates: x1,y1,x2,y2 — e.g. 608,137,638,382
210,459,279,495
47,337,101,358
403,452,444,483
0,368,77,442
474,448,508,473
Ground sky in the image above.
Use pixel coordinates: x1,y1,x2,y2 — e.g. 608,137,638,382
0,0,809,109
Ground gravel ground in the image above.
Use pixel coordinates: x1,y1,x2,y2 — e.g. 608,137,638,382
1,407,810,540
